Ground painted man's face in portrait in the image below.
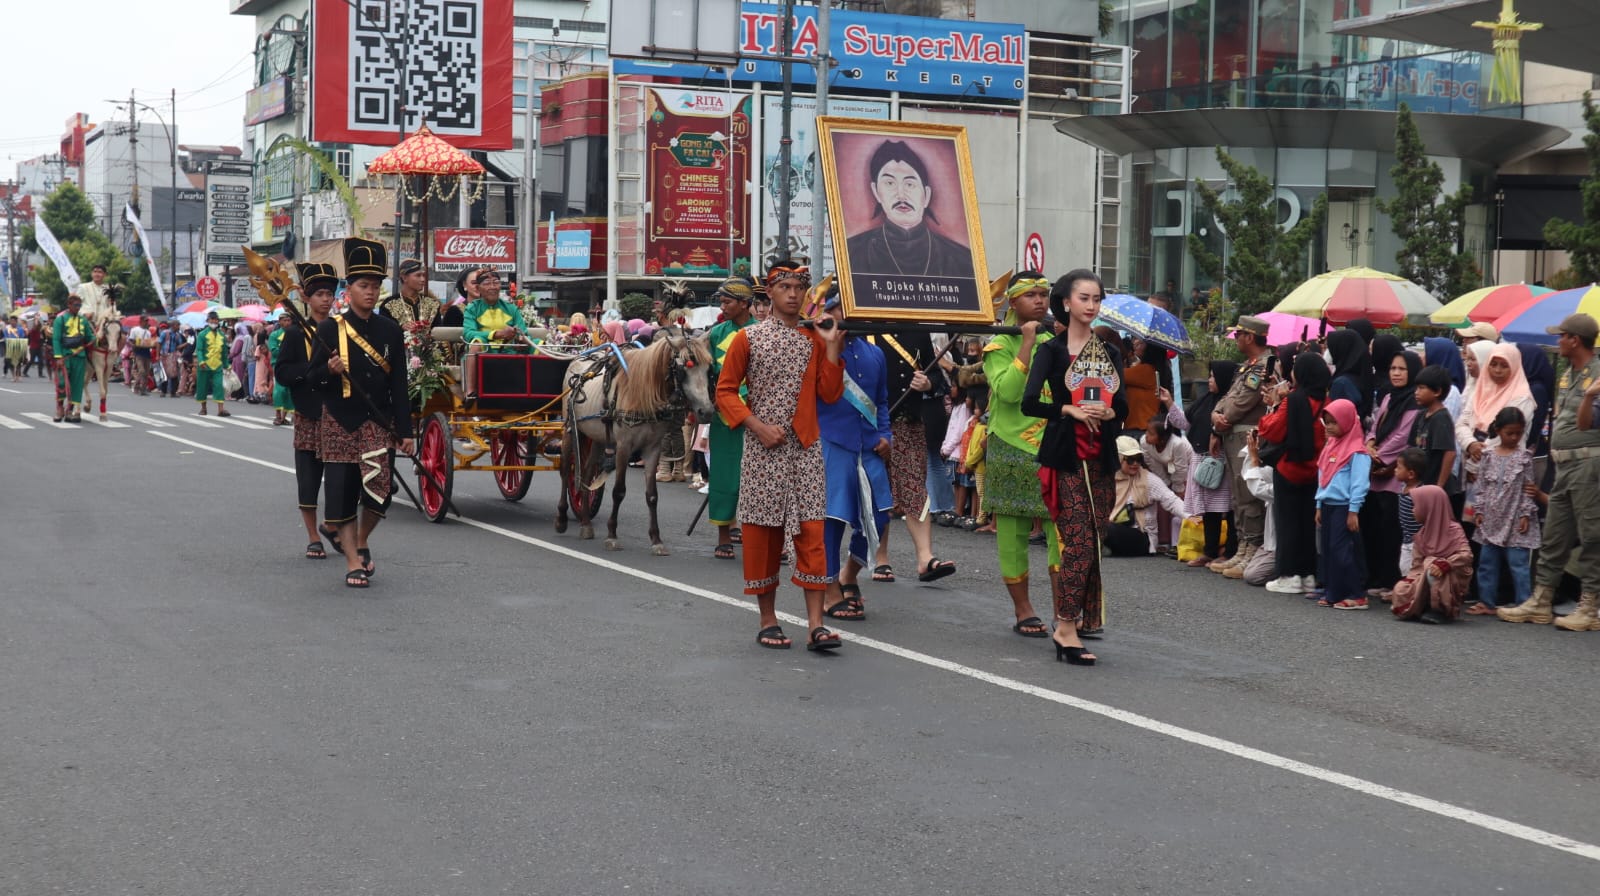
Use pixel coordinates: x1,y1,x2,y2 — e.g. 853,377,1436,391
871,160,932,231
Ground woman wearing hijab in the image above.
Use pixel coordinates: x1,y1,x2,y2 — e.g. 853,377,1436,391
1326,328,1373,421
1423,336,1467,420
601,319,628,345
1363,350,1423,595
1258,351,1331,593
1390,484,1475,624
1368,333,1404,406
1517,343,1557,455
1182,360,1239,566
1344,317,1377,348
1457,343,1535,455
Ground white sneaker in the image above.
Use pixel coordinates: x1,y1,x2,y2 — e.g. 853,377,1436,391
1265,575,1304,594
696,484,709,494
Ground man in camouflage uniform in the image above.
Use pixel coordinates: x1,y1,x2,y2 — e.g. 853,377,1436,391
1498,313,1600,630
1209,315,1273,577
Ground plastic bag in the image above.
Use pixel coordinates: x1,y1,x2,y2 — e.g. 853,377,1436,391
1176,516,1227,562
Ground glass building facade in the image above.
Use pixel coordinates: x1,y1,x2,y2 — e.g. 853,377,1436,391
1084,0,1537,307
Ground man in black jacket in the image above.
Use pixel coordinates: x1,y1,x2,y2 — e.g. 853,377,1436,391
317,237,414,588
866,328,957,583
274,262,339,560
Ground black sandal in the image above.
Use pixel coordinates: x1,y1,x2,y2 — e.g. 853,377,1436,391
756,625,791,649
871,564,895,582
356,547,374,577
305,541,327,560
729,528,742,545
1012,616,1049,638
319,524,345,557
344,569,371,589
713,543,736,560
1055,642,1096,666
823,596,865,620
917,558,956,582
806,626,842,652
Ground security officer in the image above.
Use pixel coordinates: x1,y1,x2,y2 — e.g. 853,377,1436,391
1208,314,1273,577
1498,313,1600,630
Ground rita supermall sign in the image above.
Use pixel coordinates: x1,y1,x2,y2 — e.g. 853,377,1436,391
615,1,1029,100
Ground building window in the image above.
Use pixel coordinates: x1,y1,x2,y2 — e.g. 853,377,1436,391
335,148,351,182
559,20,606,34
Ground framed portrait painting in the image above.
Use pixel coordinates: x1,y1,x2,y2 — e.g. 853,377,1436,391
816,117,992,325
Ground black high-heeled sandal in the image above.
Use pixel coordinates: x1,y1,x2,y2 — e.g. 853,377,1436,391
1054,642,1096,666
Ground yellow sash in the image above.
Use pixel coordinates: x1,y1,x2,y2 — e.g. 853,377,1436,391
335,315,390,397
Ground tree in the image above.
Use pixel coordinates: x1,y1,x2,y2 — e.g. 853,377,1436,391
1375,104,1480,299
1186,148,1328,315
1544,91,1600,284
19,182,153,311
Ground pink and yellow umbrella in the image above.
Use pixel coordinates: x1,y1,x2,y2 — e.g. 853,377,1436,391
1428,283,1553,328
1272,266,1442,328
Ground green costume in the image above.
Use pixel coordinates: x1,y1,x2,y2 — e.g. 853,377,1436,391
51,310,91,407
707,315,755,527
462,298,528,346
982,327,1059,582
194,324,229,402
268,327,293,412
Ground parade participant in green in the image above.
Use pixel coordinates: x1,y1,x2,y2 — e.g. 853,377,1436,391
317,238,414,589
706,276,758,559
981,272,1058,638
193,310,233,417
274,263,339,559
460,268,527,398
268,320,292,426
51,295,91,423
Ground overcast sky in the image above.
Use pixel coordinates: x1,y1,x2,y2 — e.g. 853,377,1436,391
1,3,258,167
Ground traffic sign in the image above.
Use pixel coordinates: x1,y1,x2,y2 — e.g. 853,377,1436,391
1024,233,1045,274
195,276,220,301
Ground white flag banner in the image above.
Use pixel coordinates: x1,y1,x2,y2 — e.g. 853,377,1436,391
125,204,169,311
33,210,80,291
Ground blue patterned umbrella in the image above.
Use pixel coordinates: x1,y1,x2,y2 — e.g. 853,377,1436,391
1096,293,1193,354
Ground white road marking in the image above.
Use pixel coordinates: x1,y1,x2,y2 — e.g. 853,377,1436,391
80,415,130,429
209,414,273,429
0,414,32,429
110,411,174,427
21,412,74,429
146,428,1600,866
151,411,223,429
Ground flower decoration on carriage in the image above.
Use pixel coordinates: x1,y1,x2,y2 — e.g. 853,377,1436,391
402,320,454,404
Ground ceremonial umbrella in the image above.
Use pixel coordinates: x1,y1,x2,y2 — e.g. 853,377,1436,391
367,125,488,271
1272,266,1442,327
1491,284,1600,346
1097,293,1193,354
1428,283,1553,328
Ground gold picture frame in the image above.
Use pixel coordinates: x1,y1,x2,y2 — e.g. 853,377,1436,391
817,117,992,325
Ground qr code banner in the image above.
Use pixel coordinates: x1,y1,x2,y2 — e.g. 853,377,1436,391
311,0,513,150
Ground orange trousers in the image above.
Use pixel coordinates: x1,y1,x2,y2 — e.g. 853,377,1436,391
741,519,828,595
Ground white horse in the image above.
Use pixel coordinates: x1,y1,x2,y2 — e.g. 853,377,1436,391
84,311,123,421
556,328,715,554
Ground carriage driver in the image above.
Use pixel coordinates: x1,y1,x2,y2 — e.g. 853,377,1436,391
316,237,413,589
50,295,91,423
460,268,528,399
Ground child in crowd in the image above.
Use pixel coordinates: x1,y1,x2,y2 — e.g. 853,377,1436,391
1391,485,1475,624
1240,430,1279,587
963,399,992,533
942,392,977,527
1313,399,1370,609
1392,447,1427,595
1409,365,1462,514
1142,404,1193,552
1465,407,1541,615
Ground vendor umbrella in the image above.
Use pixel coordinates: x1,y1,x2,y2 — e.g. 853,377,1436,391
236,304,270,322
1273,266,1442,327
1491,284,1600,346
1097,293,1193,354
175,300,215,314
1429,283,1553,328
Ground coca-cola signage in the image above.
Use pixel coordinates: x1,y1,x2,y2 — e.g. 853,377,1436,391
433,229,518,272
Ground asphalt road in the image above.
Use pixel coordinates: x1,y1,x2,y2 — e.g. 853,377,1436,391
2,381,1597,896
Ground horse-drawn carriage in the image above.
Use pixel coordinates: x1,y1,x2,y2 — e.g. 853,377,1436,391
405,325,715,555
